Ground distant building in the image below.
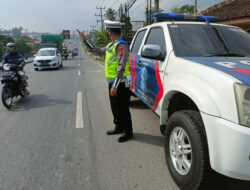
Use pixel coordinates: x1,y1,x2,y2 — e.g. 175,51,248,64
131,21,144,32
198,0,250,32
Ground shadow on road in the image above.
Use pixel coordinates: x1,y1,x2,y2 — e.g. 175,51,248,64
132,132,164,148
61,66,76,71
10,94,72,111
215,174,250,190
129,99,149,110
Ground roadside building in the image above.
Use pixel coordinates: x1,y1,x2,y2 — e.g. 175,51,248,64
198,0,250,32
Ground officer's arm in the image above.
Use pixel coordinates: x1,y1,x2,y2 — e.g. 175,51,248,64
77,30,105,56
85,39,105,56
112,44,129,89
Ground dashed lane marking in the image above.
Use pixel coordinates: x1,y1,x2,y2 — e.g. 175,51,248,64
76,91,84,128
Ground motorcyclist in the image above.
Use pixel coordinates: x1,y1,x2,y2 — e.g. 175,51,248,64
2,42,29,94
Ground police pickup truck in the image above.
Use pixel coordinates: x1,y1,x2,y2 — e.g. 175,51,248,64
129,13,250,190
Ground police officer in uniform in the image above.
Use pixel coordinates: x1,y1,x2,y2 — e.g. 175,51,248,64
77,20,133,142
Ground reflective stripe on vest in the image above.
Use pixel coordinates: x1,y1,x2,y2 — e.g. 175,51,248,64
105,39,130,79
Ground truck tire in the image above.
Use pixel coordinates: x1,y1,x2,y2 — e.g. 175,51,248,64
165,110,215,190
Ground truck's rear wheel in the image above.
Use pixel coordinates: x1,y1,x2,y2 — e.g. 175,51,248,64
165,110,215,190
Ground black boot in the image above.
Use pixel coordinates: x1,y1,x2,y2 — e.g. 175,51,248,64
118,133,133,143
107,128,123,135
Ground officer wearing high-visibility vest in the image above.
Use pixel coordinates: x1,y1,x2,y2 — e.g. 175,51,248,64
77,20,133,142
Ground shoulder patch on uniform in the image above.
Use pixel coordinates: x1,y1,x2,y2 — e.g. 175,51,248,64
117,46,124,56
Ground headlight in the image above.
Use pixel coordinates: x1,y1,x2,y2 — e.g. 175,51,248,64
52,57,57,62
3,65,10,71
234,83,250,127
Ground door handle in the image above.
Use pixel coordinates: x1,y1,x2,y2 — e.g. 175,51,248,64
137,60,142,67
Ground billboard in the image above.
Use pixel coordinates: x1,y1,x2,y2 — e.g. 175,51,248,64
63,30,70,39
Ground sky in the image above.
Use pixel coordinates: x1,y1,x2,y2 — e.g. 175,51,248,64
0,0,225,33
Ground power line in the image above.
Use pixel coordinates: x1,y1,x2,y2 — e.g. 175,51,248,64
95,6,106,30
129,0,145,12
90,25,96,31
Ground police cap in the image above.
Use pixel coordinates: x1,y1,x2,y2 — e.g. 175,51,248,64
104,20,125,29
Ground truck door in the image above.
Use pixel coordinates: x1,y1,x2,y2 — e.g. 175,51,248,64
130,29,147,100
140,27,166,110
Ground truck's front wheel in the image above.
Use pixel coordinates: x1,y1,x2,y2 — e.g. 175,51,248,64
165,110,214,190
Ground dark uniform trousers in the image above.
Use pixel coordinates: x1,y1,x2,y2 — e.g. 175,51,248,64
108,82,132,135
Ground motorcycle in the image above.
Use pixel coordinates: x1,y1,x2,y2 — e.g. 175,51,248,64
0,59,29,108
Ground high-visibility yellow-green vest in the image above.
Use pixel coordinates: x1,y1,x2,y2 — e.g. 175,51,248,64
105,39,130,80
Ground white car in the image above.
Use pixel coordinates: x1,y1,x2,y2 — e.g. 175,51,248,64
130,13,250,190
33,48,63,71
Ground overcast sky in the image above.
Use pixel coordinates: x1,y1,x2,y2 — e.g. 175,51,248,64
0,0,224,33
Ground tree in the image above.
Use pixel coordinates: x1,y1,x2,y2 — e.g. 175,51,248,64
120,14,132,42
15,38,31,56
0,35,14,60
105,8,116,21
31,44,41,54
0,35,14,45
11,27,23,38
94,30,109,48
171,4,194,14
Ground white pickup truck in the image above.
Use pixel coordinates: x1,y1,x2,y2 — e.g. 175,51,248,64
129,13,250,190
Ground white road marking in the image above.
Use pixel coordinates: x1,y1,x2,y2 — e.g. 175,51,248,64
78,70,81,76
94,61,104,69
78,63,80,66
76,91,84,128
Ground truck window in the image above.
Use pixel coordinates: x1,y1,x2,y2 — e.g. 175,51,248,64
214,26,250,56
145,27,166,57
131,30,146,54
168,24,250,57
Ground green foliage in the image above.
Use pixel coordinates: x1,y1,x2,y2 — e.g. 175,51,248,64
120,14,132,42
14,38,32,56
0,35,14,60
0,35,14,45
94,30,109,47
105,8,116,21
11,27,23,38
171,4,194,14
31,44,41,54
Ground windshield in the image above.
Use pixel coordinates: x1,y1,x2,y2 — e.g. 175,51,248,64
37,50,56,56
168,24,250,57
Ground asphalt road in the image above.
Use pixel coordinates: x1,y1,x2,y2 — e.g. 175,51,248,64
0,40,249,190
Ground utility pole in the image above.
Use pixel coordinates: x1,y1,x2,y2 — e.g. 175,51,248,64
145,0,149,25
194,0,197,14
90,25,96,32
149,0,152,24
95,6,106,31
154,0,159,12
96,19,102,30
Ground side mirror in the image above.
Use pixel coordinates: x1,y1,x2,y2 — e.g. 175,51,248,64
141,44,165,61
